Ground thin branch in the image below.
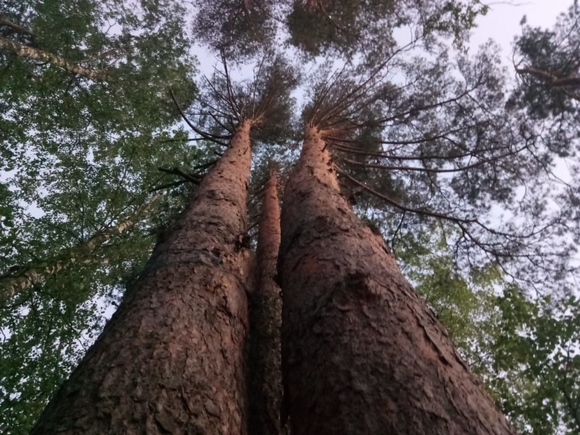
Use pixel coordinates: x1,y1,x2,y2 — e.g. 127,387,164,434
150,180,187,192
192,159,220,171
517,67,580,87
170,90,229,147
331,142,510,161
341,146,525,173
220,51,243,119
0,16,34,35
157,167,201,184
336,166,476,224
209,111,234,134
325,127,467,146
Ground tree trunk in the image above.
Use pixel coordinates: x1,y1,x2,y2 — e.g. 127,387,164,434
31,121,254,434
0,36,107,81
0,194,160,303
277,124,516,435
248,167,285,435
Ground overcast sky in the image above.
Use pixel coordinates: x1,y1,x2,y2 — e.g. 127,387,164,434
471,0,575,183
471,0,572,52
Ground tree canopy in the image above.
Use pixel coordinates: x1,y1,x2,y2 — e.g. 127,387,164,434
0,0,203,431
1,0,580,433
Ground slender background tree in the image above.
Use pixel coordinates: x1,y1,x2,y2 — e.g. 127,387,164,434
248,165,285,435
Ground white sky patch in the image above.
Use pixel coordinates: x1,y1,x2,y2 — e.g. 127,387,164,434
470,0,572,53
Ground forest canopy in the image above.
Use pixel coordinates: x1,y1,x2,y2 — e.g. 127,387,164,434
1,0,579,434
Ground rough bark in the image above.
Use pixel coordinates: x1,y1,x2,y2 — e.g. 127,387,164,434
31,121,254,434
0,36,107,81
277,124,517,435
248,167,284,435
0,194,161,303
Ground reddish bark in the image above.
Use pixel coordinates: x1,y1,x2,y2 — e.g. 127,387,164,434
248,167,285,435
278,124,517,435
31,121,254,434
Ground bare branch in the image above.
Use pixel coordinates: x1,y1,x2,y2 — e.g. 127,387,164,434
341,146,526,174
336,166,477,225
170,90,229,147
157,167,201,184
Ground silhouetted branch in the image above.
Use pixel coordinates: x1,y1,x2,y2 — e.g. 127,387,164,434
170,89,229,147
157,167,201,184
341,146,525,173
336,166,476,224
150,180,187,192
330,142,511,161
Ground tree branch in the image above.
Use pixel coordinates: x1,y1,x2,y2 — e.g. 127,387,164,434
517,67,580,88
341,146,524,174
157,167,201,184
336,166,476,224
0,16,34,35
170,90,229,147
0,36,107,81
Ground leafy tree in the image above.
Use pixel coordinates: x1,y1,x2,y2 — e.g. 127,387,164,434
508,1,580,175
2,0,579,433
286,0,488,60
398,225,580,435
395,224,500,351
1,0,197,173
193,0,277,59
0,0,202,431
514,3,580,120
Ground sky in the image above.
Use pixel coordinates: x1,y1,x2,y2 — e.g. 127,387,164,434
473,0,576,184
471,0,572,52
472,1,577,267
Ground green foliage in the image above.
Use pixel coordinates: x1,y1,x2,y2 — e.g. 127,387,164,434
512,3,580,122
0,0,207,431
423,0,488,49
1,0,579,433
1,0,197,171
1,279,111,434
396,225,499,354
286,0,487,60
487,289,580,434
396,225,580,434
286,0,395,58
193,0,276,59
0,134,214,432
